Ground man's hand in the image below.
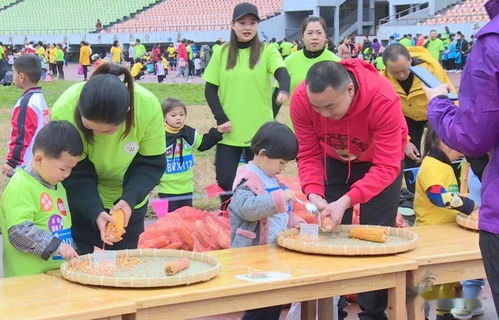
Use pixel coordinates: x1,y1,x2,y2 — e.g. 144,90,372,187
319,195,352,231
308,193,327,211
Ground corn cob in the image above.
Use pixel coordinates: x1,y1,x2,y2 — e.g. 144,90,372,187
321,217,334,232
164,258,190,276
348,227,388,243
105,209,126,243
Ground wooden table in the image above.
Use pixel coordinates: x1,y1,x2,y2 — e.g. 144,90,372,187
116,245,416,320
0,273,136,320
397,223,485,320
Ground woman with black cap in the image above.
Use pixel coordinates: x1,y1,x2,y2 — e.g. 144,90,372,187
203,2,290,204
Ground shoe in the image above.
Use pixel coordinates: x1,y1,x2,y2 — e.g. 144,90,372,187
452,305,484,320
436,313,456,320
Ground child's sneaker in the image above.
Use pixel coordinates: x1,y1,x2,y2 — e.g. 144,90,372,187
452,300,484,320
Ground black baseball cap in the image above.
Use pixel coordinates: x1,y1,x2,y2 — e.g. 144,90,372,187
232,2,260,21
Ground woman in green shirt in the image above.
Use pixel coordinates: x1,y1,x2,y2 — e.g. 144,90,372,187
279,16,341,127
55,43,65,80
286,16,341,94
203,2,290,202
51,63,166,254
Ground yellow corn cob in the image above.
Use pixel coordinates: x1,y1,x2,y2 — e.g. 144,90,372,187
348,227,388,243
164,258,190,276
105,209,125,242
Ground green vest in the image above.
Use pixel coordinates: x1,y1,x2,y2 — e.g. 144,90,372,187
0,169,73,277
158,126,203,194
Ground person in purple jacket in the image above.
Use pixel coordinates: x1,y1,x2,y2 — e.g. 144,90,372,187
424,0,499,315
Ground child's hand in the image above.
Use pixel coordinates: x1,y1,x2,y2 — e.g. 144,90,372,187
1,164,14,177
284,189,295,202
59,243,79,260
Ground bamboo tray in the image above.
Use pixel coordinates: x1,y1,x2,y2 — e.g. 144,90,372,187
277,225,418,256
60,249,221,288
456,212,479,231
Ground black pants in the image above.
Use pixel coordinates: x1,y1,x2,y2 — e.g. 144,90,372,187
241,305,282,320
82,65,88,80
215,144,254,203
188,60,195,76
444,58,455,70
479,230,499,316
271,87,282,119
158,192,192,212
73,203,148,255
157,75,165,83
50,63,57,77
56,61,64,79
134,70,145,80
325,158,403,320
404,117,427,192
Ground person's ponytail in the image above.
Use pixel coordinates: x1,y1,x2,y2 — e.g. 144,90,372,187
75,63,135,143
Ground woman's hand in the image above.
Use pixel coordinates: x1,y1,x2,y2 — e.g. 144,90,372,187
405,142,421,162
218,121,232,133
96,211,114,246
112,200,132,227
275,91,289,106
423,84,451,101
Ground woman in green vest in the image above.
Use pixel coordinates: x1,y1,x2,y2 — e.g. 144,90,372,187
281,15,341,127
203,2,290,201
286,16,341,94
51,63,166,254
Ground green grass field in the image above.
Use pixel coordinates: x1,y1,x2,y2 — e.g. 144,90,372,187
0,81,295,210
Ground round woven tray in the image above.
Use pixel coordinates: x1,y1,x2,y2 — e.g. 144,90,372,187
456,212,479,231
60,248,221,287
277,225,418,256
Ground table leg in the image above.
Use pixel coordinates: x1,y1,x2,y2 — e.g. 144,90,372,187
387,272,406,320
407,295,426,320
301,300,317,320
318,297,334,320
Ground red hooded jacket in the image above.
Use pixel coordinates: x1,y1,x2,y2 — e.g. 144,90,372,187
290,59,408,205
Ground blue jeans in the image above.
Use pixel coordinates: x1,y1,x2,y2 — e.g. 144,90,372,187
461,279,485,299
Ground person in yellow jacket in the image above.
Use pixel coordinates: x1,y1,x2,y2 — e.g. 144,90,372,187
381,44,456,192
79,41,92,81
48,43,58,78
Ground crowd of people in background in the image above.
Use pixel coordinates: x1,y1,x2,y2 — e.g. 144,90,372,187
0,24,474,87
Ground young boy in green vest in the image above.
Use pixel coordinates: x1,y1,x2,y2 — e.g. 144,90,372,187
0,120,83,277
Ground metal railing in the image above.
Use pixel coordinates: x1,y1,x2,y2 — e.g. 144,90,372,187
0,24,232,35
379,13,489,27
378,4,429,26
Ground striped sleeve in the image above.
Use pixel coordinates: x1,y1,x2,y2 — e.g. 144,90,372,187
6,99,39,168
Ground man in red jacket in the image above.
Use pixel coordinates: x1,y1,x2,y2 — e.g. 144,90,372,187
291,60,407,320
